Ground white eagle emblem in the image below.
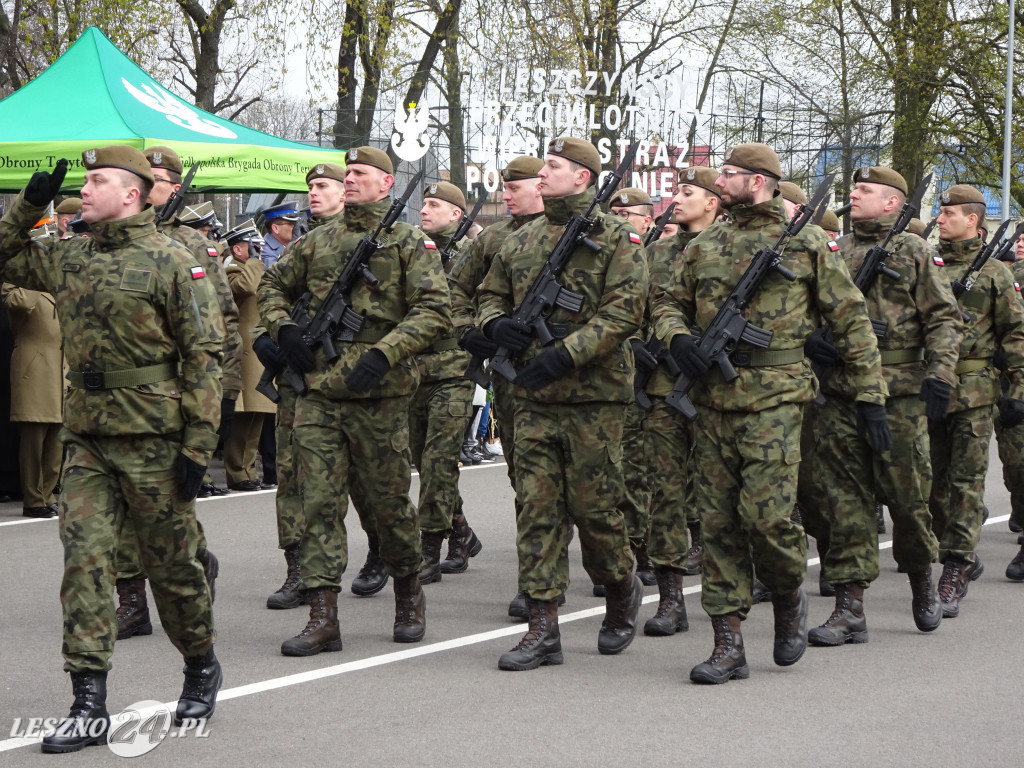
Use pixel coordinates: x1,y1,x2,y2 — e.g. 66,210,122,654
724,147,733,161
348,149,359,161
317,164,325,175
686,169,696,180
85,149,97,164
554,138,565,152
391,102,431,163
861,167,871,179
429,184,438,195
153,152,162,165
941,191,950,203
619,192,629,203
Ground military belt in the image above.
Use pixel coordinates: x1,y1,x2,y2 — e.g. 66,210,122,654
68,362,178,390
429,337,461,353
879,348,925,365
955,358,990,374
731,347,805,367
333,329,389,344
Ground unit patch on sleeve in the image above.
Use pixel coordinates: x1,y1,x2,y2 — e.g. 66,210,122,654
190,265,206,279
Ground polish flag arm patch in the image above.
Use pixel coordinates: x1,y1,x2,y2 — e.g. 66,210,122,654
207,247,219,258
423,240,437,250
628,232,642,244
827,240,839,252
1015,282,1021,292
932,255,944,266
190,265,206,279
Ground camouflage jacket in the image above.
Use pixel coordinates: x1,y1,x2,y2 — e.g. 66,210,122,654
822,215,962,400
413,220,470,384
651,196,886,411
645,229,698,397
158,211,242,395
258,197,452,400
938,235,1024,411
476,188,649,404
0,192,225,463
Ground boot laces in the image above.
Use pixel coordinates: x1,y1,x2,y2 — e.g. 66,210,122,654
938,563,963,602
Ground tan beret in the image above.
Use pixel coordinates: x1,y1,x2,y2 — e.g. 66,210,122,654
939,184,986,206
144,146,183,175
677,166,721,198
819,210,841,233
502,156,544,181
906,218,926,236
82,145,155,185
853,166,908,196
344,146,392,175
779,181,808,206
611,187,653,208
722,143,782,179
306,163,346,185
55,197,83,215
423,180,466,211
546,136,602,177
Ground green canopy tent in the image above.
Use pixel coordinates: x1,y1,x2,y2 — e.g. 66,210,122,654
0,26,345,192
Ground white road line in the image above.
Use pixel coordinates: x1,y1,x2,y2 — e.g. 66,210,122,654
1,514,1010,752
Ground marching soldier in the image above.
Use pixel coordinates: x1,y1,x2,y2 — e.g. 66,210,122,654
652,144,888,684
0,147,224,751
258,146,451,654
477,137,648,670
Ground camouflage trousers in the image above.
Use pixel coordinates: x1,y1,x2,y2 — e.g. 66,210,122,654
620,401,652,546
643,396,693,570
694,403,807,618
492,377,520,515
796,408,831,560
512,399,633,600
814,395,938,584
929,404,993,563
995,415,1024,522
409,377,473,534
60,431,215,673
275,384,304,549
224,411,263,485
293,391,421,589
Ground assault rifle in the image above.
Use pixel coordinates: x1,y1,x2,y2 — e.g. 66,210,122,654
255,171,423,402
950,219,1014,300
440,194,487,267
156,162,200,226
995,222,1024,263
466,142,641,384
664,174,835,420
644,203,675,246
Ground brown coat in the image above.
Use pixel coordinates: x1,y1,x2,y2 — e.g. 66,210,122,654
2,284,65,422
225,256,277,414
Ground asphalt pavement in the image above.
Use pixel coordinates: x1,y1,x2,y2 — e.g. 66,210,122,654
1,448,1021,766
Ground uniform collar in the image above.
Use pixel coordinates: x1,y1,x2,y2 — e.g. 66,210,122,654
938,235,982,261
543,188,596,225
851,213,899,240
344,198,392,230
87,207,157,248
511,211,544,230
725,196,787,228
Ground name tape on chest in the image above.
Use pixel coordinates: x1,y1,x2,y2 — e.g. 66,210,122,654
190,265,206,279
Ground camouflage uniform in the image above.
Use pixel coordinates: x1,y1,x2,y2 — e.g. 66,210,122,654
258,198,451,587
651,196,886,617
929,236,1024,562
477,188,648,599
814,216,961,584
995,259,1024,526
643,229,699,570
0,191,224,673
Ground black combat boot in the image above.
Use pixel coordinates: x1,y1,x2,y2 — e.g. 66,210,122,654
632,541,657,586
393,573,426,643
508,590,564,619
597,574,643,655
267,545,306,609
40,671,109,753
938,558,967,618
351,537,389,596
1010,508,1024,534
440,513,483,574
752,577,772,604
689,614,748,684
498,598,562,670
819,571,836,597
808,583,868,646
418,531,444,584
771,587,809,666
684,522,703,575
908,568,942,631
115,577,153,640
643,568,688,636
281,589,343,656
175,648,223,726
197,547,219,603
1006,535,1024,580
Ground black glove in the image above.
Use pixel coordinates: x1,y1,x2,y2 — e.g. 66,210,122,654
669,334,712,380
804,328,841,367
346,348,391,392
994,347,1008,372
175,454,207,502
25,158,68,206
516,347,573,391
630,338,657,373
220,396,236,419
856,402,893,454
253,333,287,369
277,325,315,373
484,317,532,351
460,328,498,358
1000,398,1024,429
919,378,952,422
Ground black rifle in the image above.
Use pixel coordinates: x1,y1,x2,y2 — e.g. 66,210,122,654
255,171,424,402
951,219,1014,299
921,216,938,240
440,194,487,268
644,203,675,246
995,221,1024,263
466,142,641,384
155,162,200,226
664,174,835,420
